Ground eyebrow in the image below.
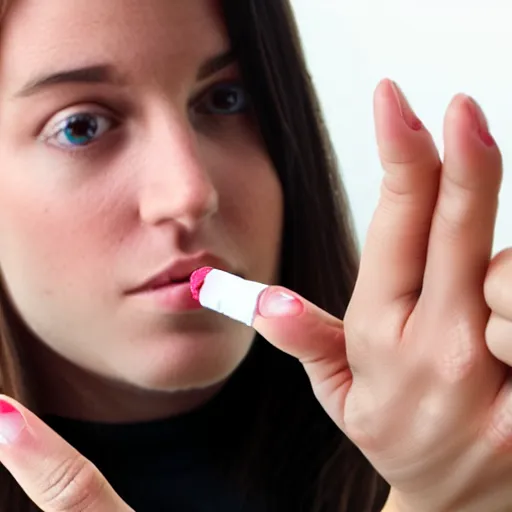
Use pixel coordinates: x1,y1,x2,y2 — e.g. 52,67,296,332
13,49,236,99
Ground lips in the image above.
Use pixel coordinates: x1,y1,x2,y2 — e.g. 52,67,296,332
127,255,231,295
143,271,189,291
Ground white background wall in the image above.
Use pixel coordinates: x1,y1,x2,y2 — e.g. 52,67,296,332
291,0,512,254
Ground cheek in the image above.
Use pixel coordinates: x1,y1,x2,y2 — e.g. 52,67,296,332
0,167,126,305
217,150,284,281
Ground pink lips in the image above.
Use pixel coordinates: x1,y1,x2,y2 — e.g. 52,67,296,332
189,267,213,301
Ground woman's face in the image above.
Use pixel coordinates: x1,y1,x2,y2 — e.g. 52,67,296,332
0,0,283,418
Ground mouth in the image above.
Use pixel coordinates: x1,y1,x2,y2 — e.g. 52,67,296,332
128,273,190,295
125,256,247,314
144,275,190,291
126,254,234,296
126,256,238,313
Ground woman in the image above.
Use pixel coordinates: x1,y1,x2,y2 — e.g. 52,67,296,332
0,0,388,509
0,1,510,511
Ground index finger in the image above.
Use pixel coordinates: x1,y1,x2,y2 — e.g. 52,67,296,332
0,396,132,512
353,79,441,313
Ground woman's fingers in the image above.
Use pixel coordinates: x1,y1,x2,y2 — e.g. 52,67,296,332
421,95,502,313
485,248,512,365
486,313,512,366
0,396,132,512
353,79,441,314
348,84,503,376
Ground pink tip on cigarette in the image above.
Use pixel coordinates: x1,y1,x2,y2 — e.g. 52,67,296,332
189,266,214,301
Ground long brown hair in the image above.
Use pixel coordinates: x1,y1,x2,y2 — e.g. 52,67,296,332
0,1,390,510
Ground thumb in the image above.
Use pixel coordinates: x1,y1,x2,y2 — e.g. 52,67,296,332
253,286,345,364
253,286,352,418
193,269,352,420
0,396,132,512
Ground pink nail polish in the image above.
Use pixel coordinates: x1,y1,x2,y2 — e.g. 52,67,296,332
0,399,26,444
258,289,304,318
390,81,423,131
467,97,495,147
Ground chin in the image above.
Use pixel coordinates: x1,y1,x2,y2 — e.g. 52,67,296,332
123,330,254,392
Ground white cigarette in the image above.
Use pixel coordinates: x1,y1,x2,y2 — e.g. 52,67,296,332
197,269,268,327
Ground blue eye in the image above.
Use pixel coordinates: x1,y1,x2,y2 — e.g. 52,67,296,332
45,113,114,149
199,83,249,115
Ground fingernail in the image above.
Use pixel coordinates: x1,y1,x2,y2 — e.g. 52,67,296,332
0,399,26,444
466,96,495,147
390,81,423,131
258,289,304,318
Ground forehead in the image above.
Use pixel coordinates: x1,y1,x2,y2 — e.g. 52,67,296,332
0,0,228,95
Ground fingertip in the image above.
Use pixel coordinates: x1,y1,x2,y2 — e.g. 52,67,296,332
256,286,305,319
375,78,394,98
442,94,502,194
445,93,498,151
0,396,27,445
374,78,394,112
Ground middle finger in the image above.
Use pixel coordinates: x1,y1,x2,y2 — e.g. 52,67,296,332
421,95,502,316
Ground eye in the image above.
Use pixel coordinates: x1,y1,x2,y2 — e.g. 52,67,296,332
41,112,116,149
196,82,249,116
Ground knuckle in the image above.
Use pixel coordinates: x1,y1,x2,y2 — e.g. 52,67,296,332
434,187,481,237
343,318,374,373
434,165,500,240
343,383,380,446
485,249,512,313
380,156,440,199
487,393,512,451
343,309,369,345
345,305,406,357
442,165,488,194
484,270,502,312
40,453,107,512
378,130,436,168
344,315,377,359
434,316,481,383
485,314,512,365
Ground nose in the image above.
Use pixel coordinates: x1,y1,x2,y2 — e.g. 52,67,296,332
138,115,219,231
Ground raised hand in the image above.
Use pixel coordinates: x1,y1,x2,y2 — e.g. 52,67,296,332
248,79,511,511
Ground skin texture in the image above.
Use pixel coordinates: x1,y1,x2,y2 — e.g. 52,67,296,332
0,0,283,422
0,2,511,512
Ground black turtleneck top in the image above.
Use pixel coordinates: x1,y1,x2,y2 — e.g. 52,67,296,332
43,382,266,512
